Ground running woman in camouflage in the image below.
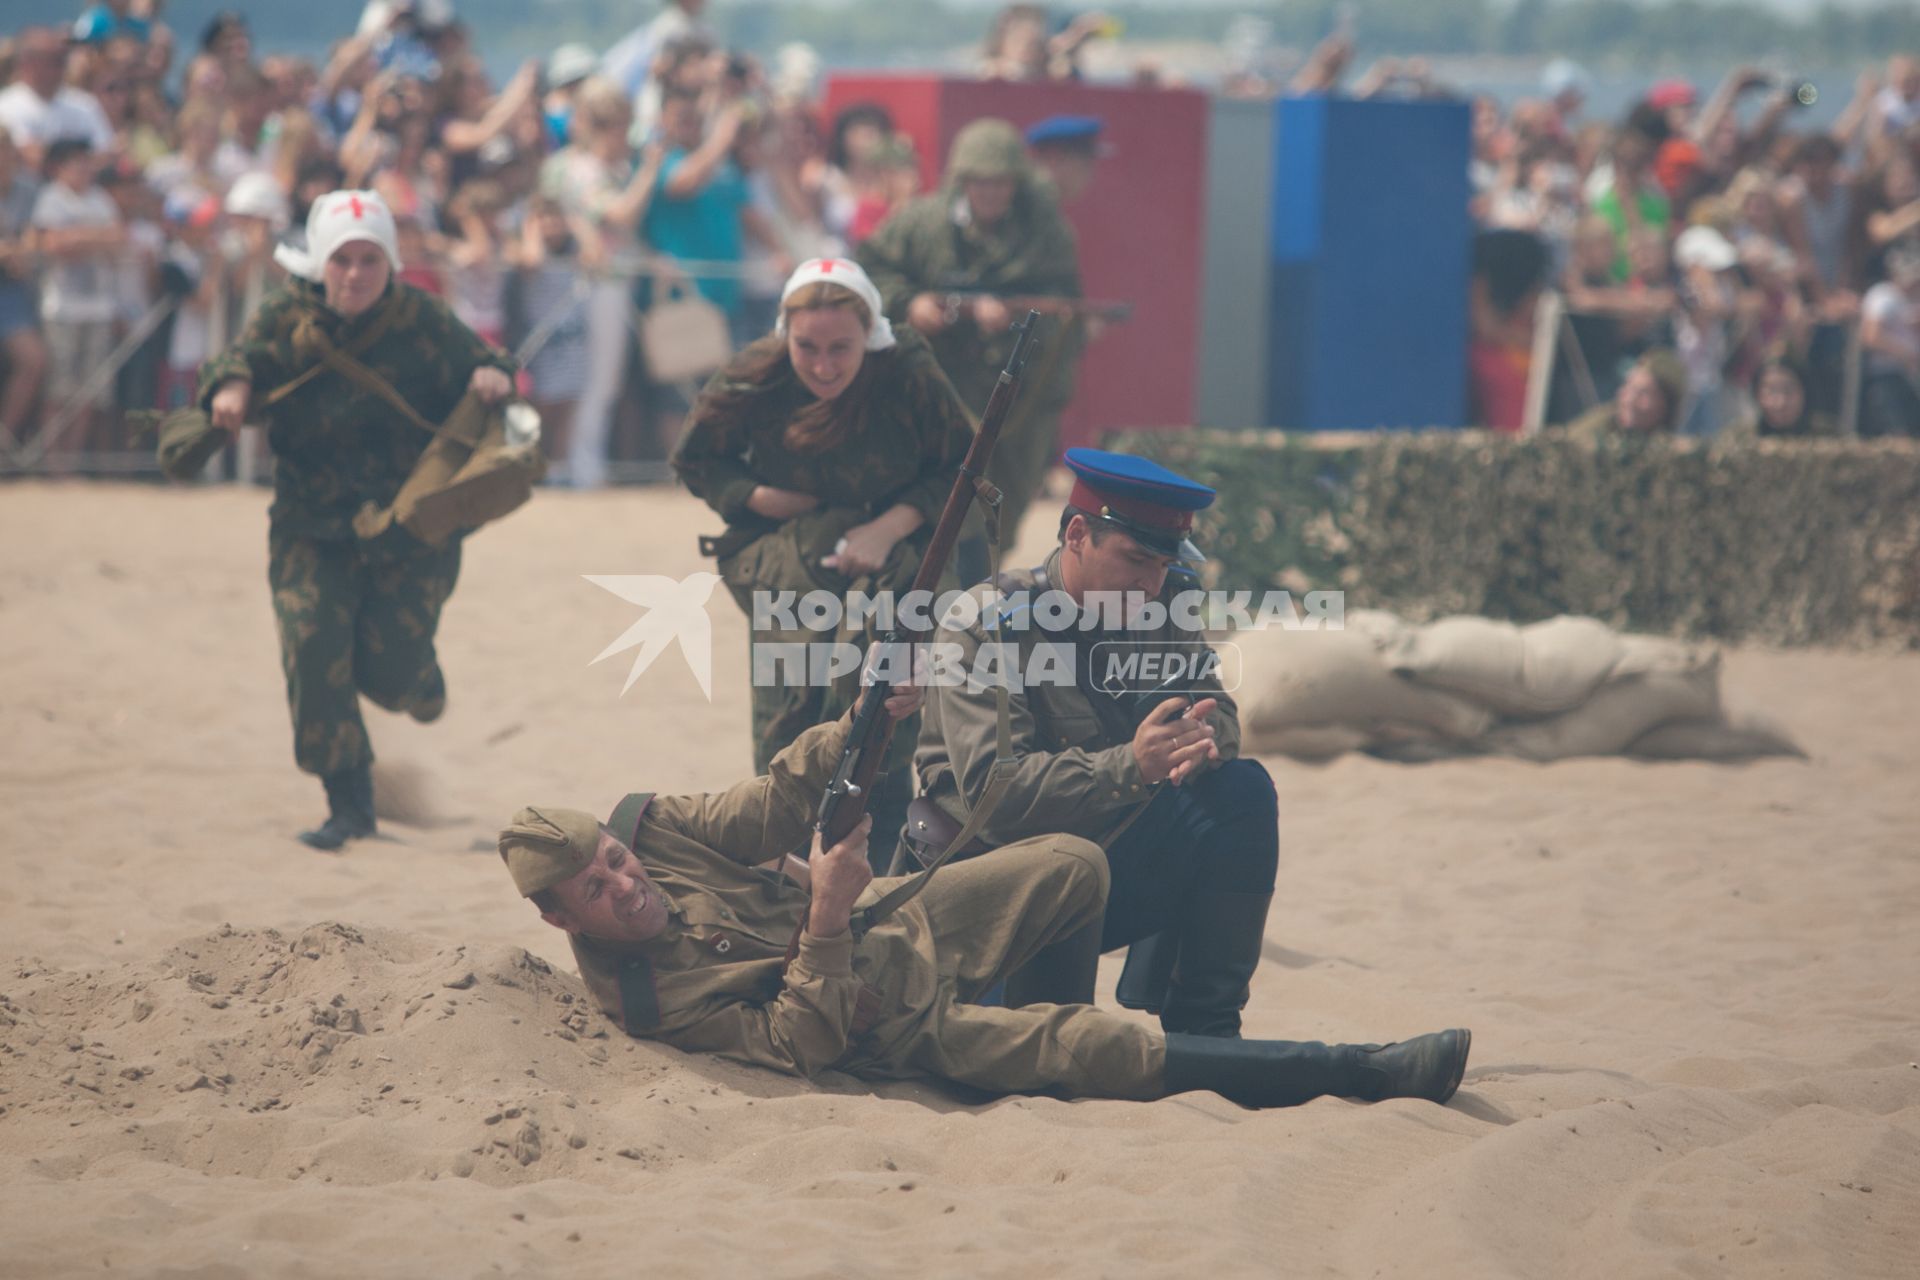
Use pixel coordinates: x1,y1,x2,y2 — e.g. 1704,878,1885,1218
200,190,515,850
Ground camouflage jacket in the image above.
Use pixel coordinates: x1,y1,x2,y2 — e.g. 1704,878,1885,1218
670,327,975,539
855,184,1084,414
198,279,514,541
914,549,1242,850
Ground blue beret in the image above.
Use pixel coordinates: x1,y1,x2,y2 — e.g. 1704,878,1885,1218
1025,115,1104,148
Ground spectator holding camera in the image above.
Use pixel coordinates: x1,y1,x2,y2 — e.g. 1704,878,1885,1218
0,27,113,172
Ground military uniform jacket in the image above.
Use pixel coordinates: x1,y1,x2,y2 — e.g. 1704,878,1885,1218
566,714,961,1079
914,550,1242,849
855,185,1084,415
670,327,975,540
198,279,515,541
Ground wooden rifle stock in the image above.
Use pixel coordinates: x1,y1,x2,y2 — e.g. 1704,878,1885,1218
810,310,1042,852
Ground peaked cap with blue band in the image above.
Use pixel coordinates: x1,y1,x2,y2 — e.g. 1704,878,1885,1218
1063,447,1215,563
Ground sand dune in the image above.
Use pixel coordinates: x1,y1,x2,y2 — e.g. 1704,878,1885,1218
1,482,1915,1278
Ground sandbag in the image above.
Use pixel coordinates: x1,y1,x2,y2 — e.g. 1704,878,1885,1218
1628,711,1804,760
1484,656,1722,761
354,395,543,548
1236,626,1494,746
1386,613,1623,716
1609,633,1718,678
1252,724,1375,762
1343,608,1412,650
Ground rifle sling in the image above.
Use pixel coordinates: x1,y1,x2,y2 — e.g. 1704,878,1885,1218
848,474,1017,941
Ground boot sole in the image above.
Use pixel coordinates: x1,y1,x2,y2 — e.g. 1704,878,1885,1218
1436,1028,1471,1104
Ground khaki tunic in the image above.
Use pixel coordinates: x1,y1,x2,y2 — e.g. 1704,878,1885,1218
913,550,1243,849
565,714,1164,1098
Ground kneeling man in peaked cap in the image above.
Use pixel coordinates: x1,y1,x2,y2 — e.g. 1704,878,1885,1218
916,448,1285,1037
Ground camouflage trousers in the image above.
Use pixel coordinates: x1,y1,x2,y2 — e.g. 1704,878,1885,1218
267,530,461,776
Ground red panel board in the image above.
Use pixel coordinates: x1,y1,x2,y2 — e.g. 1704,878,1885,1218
823,75,1206,451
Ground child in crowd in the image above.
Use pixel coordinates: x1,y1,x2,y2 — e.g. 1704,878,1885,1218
31,138,124,459
103,161,166,423
158,192,223,411
505,194,594,479
442,178,511,347
393,213,444,295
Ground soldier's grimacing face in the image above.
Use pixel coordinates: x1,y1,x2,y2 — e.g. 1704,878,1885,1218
543,831,671,945
323,240,392,318
786,306,867,401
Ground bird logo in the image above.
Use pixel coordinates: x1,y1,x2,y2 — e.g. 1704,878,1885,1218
584,572,722,699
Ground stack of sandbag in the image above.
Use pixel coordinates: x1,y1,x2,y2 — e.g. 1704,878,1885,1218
1235,612,1801,762
1235,611,1491,762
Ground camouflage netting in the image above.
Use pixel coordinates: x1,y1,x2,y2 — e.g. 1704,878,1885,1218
1109,429,1920,648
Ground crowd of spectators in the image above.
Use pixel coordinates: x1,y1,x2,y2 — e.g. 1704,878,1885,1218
0,0,1914,480
1465,56,1920,439
0,0,941,481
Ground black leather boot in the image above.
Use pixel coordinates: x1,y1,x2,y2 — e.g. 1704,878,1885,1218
298,765,378,851
1162,1028,1471,1108
1114,931,1178,1014
408,664,446,724
1159,890,1273,1038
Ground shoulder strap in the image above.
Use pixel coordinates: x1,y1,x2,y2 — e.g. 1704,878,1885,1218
615,953,662,1032
256,292,405,411
609,792,655,846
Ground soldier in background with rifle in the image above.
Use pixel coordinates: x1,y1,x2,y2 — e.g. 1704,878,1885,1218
858,119,1091,564
492,334,1471,1106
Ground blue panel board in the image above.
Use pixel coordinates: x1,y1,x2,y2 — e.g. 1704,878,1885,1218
1266,97,1471,431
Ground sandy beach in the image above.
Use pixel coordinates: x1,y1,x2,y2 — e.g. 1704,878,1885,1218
2,480,1916,1279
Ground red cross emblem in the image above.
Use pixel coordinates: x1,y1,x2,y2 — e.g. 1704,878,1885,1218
343,195,366,219
818,259,840,273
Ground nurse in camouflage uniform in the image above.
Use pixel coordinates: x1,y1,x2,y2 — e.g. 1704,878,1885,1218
857,119,1085,553
671,257,975,870
200,190,515,850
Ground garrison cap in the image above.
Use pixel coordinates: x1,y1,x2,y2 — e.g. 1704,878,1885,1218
946,118,1027,181
1025,114,1105,151
498,805,601,897
1064,447,1215,564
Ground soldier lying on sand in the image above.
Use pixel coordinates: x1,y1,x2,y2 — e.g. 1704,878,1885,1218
496,682,1471,1108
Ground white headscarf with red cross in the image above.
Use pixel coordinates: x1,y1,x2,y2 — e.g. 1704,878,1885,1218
273,189,403,283
775,257,897,352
